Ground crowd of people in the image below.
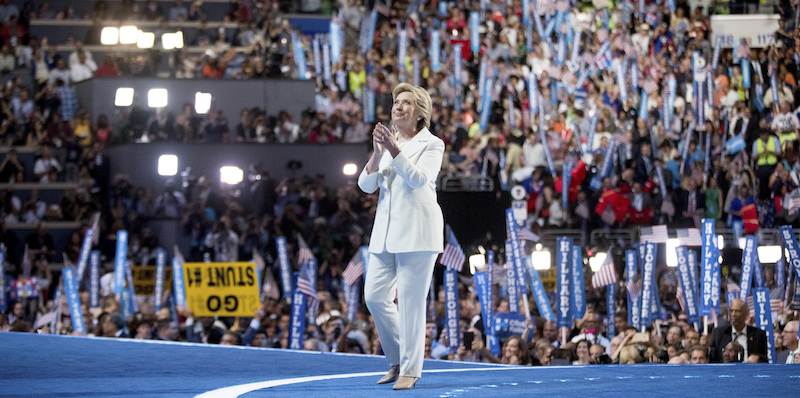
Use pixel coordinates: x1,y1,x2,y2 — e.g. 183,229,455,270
1,0,800,367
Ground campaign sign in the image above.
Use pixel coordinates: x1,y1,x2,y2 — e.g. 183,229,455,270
62,267,86,335
131,266,174,296
276,237,293,299
493,312,528,341
183,262,260,317
289,274,307,350
444,269,461,353
505,241,520,314
113,230,128,294
556,237,573,327
89,250,101,308
752,288,777,363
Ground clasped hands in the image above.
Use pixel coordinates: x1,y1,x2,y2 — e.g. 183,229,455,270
372,122,401,158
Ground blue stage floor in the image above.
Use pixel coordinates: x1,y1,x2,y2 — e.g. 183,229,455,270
1,332,798,397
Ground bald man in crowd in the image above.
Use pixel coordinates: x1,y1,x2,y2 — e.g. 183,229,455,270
708,299,767,363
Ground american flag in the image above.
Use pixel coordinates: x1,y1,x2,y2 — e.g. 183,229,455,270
342,251,364,286
517,227,540,243
676,228,702,247
575,201,590,219
676,285,686,312
642,78,659,95
253,249,279,300
640,225,668,243
296,261,318,308
734,38,751,59
296,234,314,267
661,200,675,216
440,225,465,272
261,266,280,301
613,132,630,146
296,234,318,314
591,253,617,288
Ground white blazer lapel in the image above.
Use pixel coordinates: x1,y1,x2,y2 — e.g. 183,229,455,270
399,128,432,159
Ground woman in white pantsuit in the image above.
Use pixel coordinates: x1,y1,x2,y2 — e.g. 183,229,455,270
358,83,444,390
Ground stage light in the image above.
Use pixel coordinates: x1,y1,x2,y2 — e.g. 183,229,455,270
342,163,357,176
114,87,134,106
477,245,486,255
148,88,168,108
100,27,119,45
162,32,185,50
589,252,607,272
195,92,211,114
158,155,178,176
469,254,485,275
717,235,724,250
137,30,154,49
738,237,746,250
220,166,244,185
174,31,184,48
162,33,177,50
535,243,542,251
666,239,678,267
757,246,782,263
531,250,551,270
120,25,138,44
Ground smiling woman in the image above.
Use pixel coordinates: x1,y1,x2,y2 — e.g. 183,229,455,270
358,83,445,390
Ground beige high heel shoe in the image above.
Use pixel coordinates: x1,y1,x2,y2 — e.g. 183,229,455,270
392,376,419,390
376,365,399,384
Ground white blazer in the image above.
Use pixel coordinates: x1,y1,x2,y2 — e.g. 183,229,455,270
358,127,445,254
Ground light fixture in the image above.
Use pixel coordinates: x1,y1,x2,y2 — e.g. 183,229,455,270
114,87,134,106
588,252,607,272
220,166,244,185
666,238,678,267
100,27,119,45
757,246,782,263
469,254,485,275
137,30,154,49
717,235,724,250
120,25,138,44
342,163,357,176
535,243,543,251
738,237,746,250
530,251,551,270
147,88,168,108
195,92,211,114
162,32,184,50
158,155,178,176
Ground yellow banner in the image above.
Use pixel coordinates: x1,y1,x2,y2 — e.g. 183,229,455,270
131,266,173,296
183,262,260,317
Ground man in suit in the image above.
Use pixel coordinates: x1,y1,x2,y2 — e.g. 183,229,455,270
776,320,798,363
709,299,768,363
730,106,760,151
632,142,654,185
675,177,704,228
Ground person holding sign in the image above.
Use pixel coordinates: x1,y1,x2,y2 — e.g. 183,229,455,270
358,83,444,391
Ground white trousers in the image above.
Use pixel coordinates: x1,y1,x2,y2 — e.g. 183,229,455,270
364,251,437,378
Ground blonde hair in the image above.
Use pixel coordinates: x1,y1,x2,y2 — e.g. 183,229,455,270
392,83,432,131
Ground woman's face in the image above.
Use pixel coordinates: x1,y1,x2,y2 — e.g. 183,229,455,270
504,338,520,359
392,91,421,130
577,341,589,357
